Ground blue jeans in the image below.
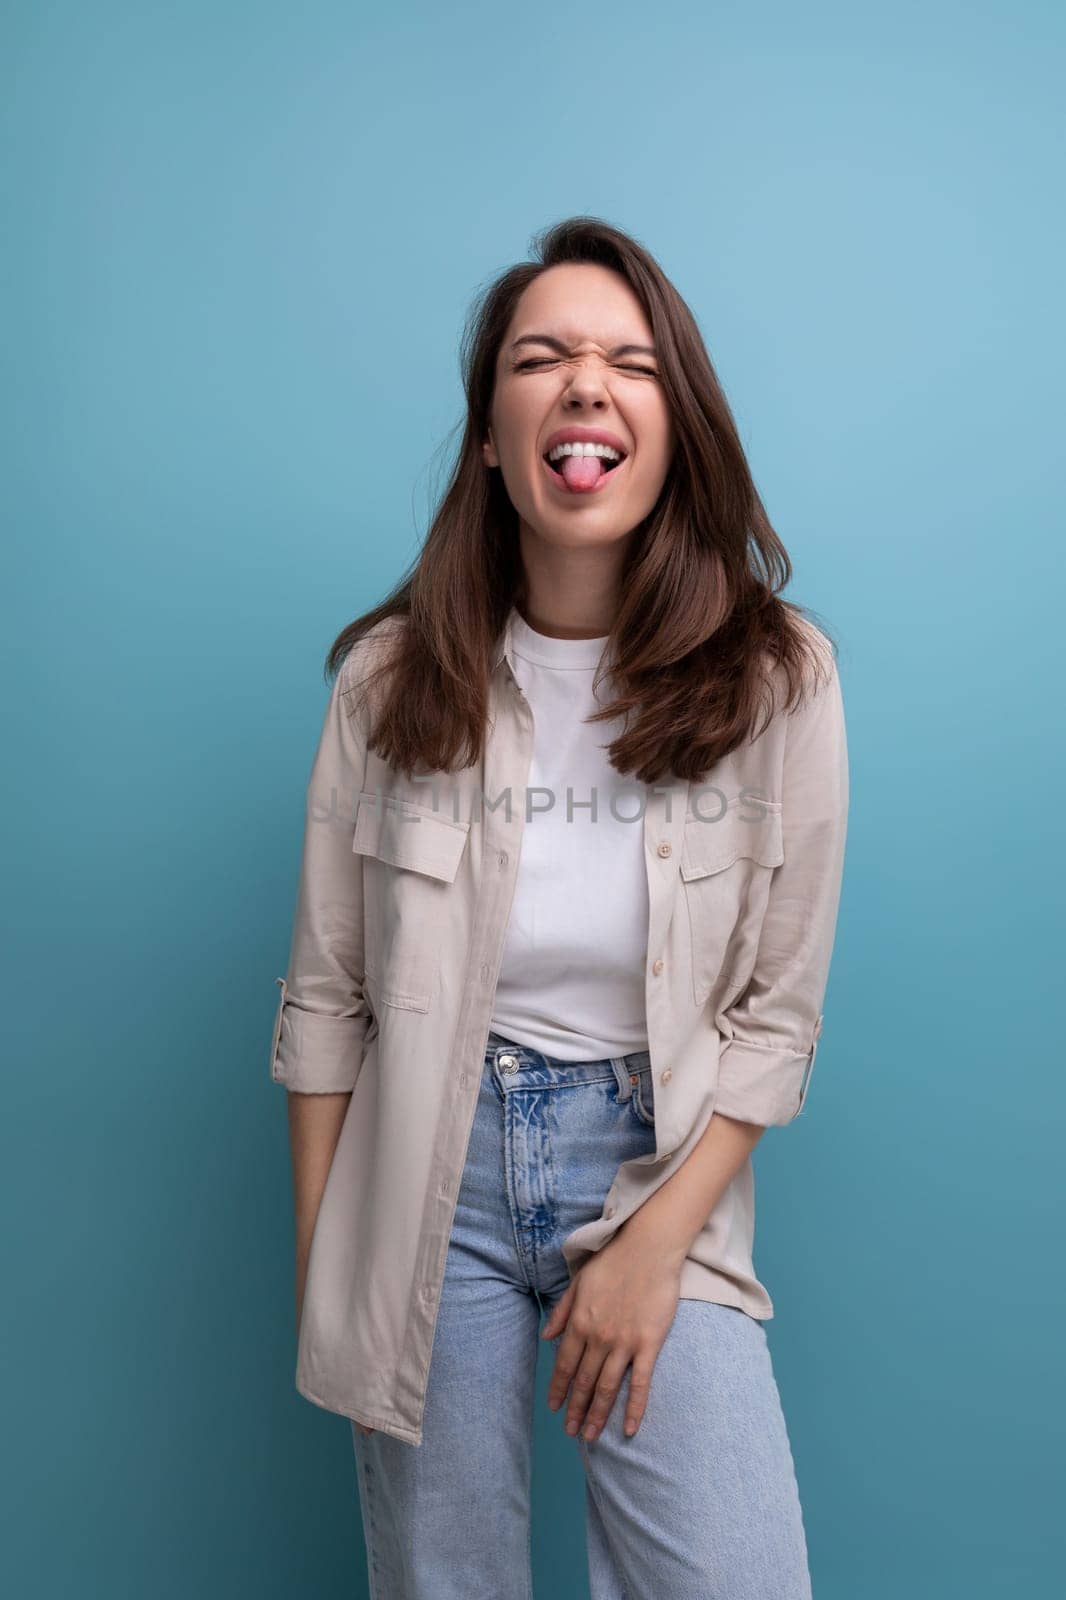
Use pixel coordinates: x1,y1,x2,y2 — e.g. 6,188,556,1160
352,1032,813,1599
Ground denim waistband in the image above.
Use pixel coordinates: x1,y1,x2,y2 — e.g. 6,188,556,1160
485,1030,652,1097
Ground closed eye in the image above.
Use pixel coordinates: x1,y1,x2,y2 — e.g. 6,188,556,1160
514,358,658,377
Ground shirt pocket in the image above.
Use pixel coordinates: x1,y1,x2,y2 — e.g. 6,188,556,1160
352,791,471,1013
680,801,784,1007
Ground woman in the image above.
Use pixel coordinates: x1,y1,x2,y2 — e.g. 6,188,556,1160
270,216,849,1598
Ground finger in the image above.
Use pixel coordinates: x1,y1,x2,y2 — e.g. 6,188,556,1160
541,1280,576,1341
622,1349,656,1438
577,1347,632,1441
546,1324,586,1414
564,1339,610,1438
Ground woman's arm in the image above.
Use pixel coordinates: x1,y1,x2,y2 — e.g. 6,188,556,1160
609,1109,765,1269
269,652,373,1098
270,651,374,1326
543,640,849,1441
288,1089,351,1331
710,640,850,1126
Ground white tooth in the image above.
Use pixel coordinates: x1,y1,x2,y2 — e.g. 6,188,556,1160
547,440,622,463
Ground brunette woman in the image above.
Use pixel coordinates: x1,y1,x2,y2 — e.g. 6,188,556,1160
271,216,848,1598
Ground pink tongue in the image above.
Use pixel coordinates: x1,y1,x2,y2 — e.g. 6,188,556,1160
559,453,604,490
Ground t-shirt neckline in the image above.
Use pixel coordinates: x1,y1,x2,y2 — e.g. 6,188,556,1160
509,607,610,670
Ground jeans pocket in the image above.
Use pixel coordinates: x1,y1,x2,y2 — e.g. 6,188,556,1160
626,1067,656,1128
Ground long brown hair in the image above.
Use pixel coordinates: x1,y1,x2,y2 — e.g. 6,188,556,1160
326,216,836,786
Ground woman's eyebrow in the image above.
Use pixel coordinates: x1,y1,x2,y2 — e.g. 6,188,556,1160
509,334,659,359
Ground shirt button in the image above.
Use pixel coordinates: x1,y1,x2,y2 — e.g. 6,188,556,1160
498,851,509,868
657,841,672,859
661,1068,672,1084
604,1204,617,1219
652,959,664,976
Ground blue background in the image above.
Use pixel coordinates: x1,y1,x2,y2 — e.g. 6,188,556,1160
5,1,1063,1595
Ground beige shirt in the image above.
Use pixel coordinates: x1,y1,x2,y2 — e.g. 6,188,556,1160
270,605,849,1446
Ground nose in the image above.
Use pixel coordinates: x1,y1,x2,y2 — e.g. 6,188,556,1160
560,376,611,412
561,357,612,409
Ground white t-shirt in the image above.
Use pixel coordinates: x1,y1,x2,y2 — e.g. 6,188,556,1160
491,609,650,1060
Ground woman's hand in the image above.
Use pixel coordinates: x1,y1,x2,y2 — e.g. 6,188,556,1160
540,1227,684,1442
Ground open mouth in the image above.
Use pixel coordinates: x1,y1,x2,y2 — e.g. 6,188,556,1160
541,446,629,495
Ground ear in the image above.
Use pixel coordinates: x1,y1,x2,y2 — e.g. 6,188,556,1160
482,427,499,469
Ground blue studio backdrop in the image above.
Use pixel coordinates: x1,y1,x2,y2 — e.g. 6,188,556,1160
4,1,1063,1595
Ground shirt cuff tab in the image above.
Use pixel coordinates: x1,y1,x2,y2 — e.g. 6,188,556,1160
270,978,367,1093
714,1020,823,1127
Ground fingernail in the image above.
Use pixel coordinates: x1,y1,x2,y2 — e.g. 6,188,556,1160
566,1420,578,1435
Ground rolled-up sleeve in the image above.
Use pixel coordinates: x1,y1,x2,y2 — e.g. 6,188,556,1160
712,646,849,1127
269,653,372,1094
